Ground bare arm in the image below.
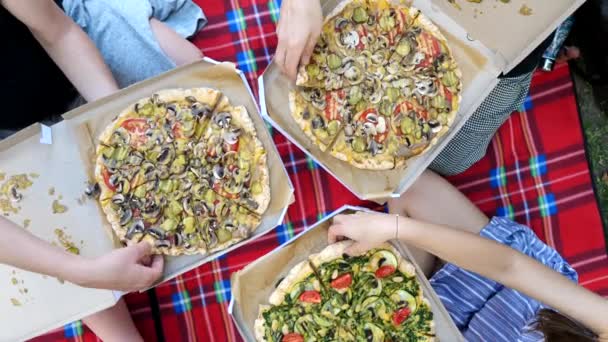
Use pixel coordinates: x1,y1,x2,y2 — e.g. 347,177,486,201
329,213,608,339
0,217,163,292
1,0,118,101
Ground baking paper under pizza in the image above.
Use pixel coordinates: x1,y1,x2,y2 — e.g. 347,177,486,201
291,0,462,170
255,241,435,341
92,88,270,256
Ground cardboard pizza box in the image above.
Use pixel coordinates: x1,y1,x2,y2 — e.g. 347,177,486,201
259,0,585,201
0,58,294,341
229,205,463,341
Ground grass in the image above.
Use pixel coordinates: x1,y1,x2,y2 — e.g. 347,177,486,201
572,70,608,239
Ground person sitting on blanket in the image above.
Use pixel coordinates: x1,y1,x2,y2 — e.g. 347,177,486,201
274,0,579,176
0,0,204,340
328,171,608,341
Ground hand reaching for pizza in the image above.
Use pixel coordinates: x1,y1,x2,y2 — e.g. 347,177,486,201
328,212,397,256
275,0,323,81
74,242,164,292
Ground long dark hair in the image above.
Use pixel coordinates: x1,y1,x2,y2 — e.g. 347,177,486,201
532,309,598,342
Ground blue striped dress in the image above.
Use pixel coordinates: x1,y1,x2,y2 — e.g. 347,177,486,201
429,217,578,341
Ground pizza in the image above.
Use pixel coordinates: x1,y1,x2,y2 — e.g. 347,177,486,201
290,0,462,170
93,88,270,256
255,241,435,342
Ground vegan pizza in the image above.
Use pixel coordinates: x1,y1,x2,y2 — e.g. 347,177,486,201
255,241,435,341
92,88,270,256
291,0,462,170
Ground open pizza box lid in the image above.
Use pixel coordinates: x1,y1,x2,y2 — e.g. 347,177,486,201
229,205,463,341
259,0,585,202
0,58,294,341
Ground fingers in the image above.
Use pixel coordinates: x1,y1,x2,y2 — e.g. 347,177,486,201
300,35,317,66
328,223,346,244
131,241,153,260
285,46,303,81
344,242,369,256
137,255,164,290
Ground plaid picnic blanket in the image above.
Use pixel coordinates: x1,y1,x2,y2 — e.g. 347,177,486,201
33,0,607,341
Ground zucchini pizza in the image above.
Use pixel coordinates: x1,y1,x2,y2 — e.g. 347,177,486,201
255,241,435,341
290,0,462,170
93,88,270,256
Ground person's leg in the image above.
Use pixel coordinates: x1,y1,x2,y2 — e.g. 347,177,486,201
82,298,143,342
388,170,490,275
150,18,203,66
430,72,534,176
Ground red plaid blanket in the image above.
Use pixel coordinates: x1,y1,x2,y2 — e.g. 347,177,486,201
34,0,607,341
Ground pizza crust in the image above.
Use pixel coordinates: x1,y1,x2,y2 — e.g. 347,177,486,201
268,259,314,306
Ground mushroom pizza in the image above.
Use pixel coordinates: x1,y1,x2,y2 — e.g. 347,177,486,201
291,0,462,170
93,88,270,256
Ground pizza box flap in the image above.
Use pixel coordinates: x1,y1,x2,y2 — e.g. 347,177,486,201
421,0,585,74
260,0,500,201
229,205,463,341
0,123,119,341
64,58,295,284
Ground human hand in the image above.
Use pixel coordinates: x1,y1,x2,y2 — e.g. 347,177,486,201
72,242,164,292
275,0,323,81
328,212,398,255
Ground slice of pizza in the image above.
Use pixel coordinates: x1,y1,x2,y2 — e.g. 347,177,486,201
329,107,395,170
199,105,270,215
289,87,353,152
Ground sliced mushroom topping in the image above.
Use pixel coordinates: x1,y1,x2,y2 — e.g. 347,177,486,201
335,17,350,30
157,146,175,165
223,128,241,145
366,113,379,125
182,196,194,216
142,203,161,220
155,239,171,249
213,112,232,128
9,185,22,203
206,230,218,248
369,89,383,104
213,164,225,180
339,30,360,49
191,102,211,118
119,208,133,226
146,227,166,240
126,219,145,239
311,116,325,130
112,194,126,205
84,183,100,198
369,140,382,156
111,127,130,146
415,78,438,97
363,122,377,136
128,151,144,166
344,124,355,137
428,120,442,133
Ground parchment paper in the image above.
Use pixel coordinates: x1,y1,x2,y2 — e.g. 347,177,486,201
0,123,117,341
260,0,501,201
65,59,295,284
230,206,463,341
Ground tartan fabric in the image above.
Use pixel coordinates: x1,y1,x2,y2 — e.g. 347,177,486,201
32,0,607,341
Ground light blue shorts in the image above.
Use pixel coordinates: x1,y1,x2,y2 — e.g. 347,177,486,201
63,0,206,88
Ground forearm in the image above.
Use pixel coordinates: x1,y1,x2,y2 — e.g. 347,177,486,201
0,218,84,282
399,217,608,335
33,20,118,102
